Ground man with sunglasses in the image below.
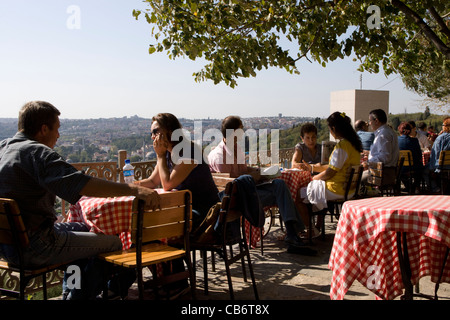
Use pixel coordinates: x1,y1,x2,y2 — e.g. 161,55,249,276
361,109,399,189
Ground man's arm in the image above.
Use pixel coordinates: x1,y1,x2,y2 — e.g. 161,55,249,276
80,177,160,210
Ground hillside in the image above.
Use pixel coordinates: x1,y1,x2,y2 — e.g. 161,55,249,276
0,110,447,162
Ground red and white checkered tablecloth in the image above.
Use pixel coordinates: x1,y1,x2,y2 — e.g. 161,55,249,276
422,150,431,166
67,195,135,249
280,169,312,202
246,169,312,248
329,195,450,300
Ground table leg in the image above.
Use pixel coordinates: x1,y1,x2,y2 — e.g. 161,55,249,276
396,232,442,300
434,247,449,300
396,232,414,300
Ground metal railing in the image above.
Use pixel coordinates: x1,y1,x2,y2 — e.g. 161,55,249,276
1,148,295,299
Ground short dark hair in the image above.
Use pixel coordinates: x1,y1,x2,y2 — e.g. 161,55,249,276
408,120,416,128
369,109,387,124
18,101,60,137
418,122,427,130
398,122,412,136
221,116,243,137
354,120,367,131
300,123,317,137
152,113,183,146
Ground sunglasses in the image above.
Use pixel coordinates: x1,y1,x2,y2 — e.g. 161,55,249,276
151,128,160,136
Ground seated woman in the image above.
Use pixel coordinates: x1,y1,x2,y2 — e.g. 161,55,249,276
137,113,219,229
397,122,423,193
291,123,325,174
295,112,362,237
136,113,220,298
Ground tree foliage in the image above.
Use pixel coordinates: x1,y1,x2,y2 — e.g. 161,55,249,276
133,0,449,101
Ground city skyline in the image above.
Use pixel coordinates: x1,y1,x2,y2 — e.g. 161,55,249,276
0,1,438,121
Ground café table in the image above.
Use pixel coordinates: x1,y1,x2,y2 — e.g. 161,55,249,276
67,190,178,278
280,168,312,201
329,195,450,300
67,195,134,249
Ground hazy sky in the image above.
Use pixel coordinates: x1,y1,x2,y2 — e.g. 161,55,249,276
0,0,432,120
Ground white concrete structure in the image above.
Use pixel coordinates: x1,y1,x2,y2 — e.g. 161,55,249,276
329,89,389,140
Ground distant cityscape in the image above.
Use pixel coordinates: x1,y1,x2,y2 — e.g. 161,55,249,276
0,115,317,163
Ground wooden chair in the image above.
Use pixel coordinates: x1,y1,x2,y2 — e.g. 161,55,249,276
0,198,75,300
190,180,259,300
438,150,450,195
98,190,195,300
398,150,415,194
211,173,233,192
308,165,363,243
366,159,404,196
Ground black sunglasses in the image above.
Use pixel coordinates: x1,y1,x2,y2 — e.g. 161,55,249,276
151,128,159,136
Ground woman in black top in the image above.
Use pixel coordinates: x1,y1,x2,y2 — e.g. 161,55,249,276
137,113,219,228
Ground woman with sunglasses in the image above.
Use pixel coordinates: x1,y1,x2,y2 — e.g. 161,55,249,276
136,113,220,299
137,113,219,230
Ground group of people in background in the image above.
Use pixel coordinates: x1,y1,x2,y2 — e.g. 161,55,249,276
354,112,450,194
0,100,448,300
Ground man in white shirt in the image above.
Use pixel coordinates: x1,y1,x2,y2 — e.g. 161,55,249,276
361,109,399,186
208,116,315,252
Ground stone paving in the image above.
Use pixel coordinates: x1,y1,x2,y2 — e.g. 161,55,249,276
126,218,450,301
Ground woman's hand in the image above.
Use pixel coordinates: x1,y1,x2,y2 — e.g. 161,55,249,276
153,132,169,158
300,160,313,171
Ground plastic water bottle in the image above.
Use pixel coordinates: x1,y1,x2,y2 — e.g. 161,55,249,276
123,159,135,184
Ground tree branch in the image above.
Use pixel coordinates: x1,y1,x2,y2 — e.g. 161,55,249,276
427,6,450,41
391,0,450,59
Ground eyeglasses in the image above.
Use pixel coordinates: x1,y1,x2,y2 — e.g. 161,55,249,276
151,128,160,136
443,124,449,127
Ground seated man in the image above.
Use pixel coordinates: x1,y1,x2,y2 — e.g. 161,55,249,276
355,119,374,153
0,101,160,300
208,116,312,252
416,122,432,150
361,109,399,189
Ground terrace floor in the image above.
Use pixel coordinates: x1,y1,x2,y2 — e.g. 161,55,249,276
123,218,450,301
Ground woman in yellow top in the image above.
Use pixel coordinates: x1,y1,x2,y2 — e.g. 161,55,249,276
296,111,363,237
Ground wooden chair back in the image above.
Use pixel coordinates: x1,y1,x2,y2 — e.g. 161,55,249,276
131,190,192,245
367,162,384,186
399,150,413,167
342,165,364,201
367,159,404,194
0,199,29,249
438,150,450,168
438,150,450,195
0,198,77,300
212,173,234,192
